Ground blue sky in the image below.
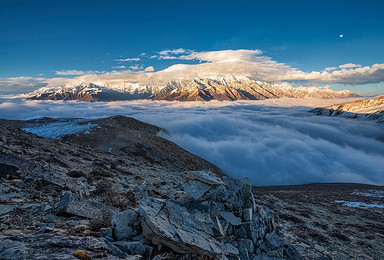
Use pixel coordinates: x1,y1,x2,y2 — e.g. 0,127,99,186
1,0,384,96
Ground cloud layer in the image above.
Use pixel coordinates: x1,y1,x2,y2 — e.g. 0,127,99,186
2,49,384,96
1,97,383,186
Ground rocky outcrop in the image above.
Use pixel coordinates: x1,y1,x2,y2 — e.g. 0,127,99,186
108,170,300,259
310,95,384,123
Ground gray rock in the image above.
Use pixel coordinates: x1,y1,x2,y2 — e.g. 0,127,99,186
213,216,225,237
44,205,53,211
113,241,146,255
39,223,55,232
243,208,253,222
111,209,138,241
139,196,224,255
100,237,129,257
182,170,224,186
225,242,239,256
0,204,17,215
182,179,212,200
100,227,114,242
241,239,255,257
56,191,118,219
0,239,25,260
220,211,242,226
265,232,283,251
236,240,250,260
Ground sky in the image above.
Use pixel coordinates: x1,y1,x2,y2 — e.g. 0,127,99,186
1,0,384,95
1,98,383,186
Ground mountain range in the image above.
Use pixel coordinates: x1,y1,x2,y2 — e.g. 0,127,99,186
28,76,359,102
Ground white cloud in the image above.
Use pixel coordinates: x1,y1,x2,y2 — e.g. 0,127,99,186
115,58,140,62
0,77,47,95
112,65,126,69
129,65,143,70
156,48,193,60
55,70,101,76
339,63,362,69
159,48,188,56
325,67,338,71
144,66,154,72
55,70,86,76
51,50,384,86
159,56,178,60
1,98,383,186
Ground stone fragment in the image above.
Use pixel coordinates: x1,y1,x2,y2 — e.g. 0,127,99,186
241,239,255,257
113,241,146,255
224,243,239,256
182,170,224,186
138,196,224,255
237,240,250,260
100,227,114,242
0,239,25,260
111,209,138,241
182,179,212,200
56,192,118,219
243,208,253,222
220,211,242,226
99,237,128,257
0,204,17,215
213,216,225,237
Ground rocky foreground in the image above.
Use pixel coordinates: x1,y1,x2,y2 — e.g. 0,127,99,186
255,184,384,260
0,116,300,260
1,116,383,260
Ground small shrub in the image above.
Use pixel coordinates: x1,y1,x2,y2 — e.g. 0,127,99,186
93,181,138,210
73,250,91,260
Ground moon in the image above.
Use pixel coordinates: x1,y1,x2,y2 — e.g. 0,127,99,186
339,34,344,38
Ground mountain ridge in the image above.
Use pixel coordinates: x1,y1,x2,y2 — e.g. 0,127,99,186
310,95,384,123
28,76,359,102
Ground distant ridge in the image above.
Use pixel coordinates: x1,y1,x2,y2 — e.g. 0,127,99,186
311,95,384,123
29,76,359,102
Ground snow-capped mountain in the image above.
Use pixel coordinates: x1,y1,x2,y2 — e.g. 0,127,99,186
29,76,359,102
311,95,384,123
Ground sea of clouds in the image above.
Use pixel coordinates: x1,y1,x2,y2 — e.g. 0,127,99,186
1,97,383,186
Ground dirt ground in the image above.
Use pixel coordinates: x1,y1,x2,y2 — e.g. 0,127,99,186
254,183,384,260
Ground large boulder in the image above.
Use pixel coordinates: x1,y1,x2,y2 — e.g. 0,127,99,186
111,209,139,241
136,170,300,259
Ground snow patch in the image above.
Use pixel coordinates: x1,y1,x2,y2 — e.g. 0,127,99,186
351,190,384,198
335,200,384,209
23,120,98,139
